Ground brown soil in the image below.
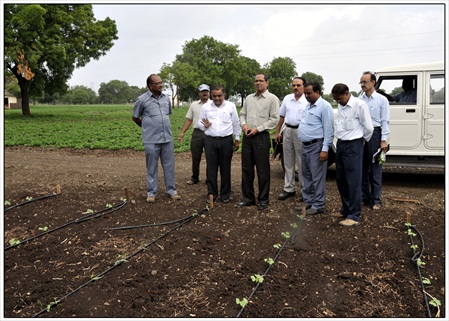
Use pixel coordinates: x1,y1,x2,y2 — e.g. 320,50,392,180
3,146,445,318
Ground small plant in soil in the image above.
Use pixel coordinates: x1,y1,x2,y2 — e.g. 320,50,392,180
38,226,48,231
26,196,33,201
273,243,281,249
106,203,113,208
46,298,61,312
83,209,95,214
416,258,425,267
250,274,264,283
4,200,11,206
236,297,248,308
9,238,20,246
264,258,275,265
281,231,290,238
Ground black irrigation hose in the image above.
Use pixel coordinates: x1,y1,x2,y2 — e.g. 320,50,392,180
408,224,432,318
106,210,205,230
32,207,208,318
236,232,291,318
4,193,59,212
5,201,127,251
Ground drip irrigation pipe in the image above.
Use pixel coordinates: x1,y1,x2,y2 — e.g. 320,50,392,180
4,193,59,213
236,232,291,318
32,207,208,318
106,211,204,230
5,201,127,251
408,224,432,317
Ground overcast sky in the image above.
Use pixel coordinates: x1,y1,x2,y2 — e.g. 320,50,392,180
67,2,446,95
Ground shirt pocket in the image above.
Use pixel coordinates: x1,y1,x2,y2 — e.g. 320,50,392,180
220,110,232,124
344,118,355,130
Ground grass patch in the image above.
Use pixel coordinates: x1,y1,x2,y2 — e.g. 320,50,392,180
4,104,195,152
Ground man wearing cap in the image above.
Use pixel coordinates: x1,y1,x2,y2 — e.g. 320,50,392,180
178,84,211,185
132,74,181,203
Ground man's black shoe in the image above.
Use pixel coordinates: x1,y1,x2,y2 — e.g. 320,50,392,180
257,202,269,210
238,201,255,207
278,191,296,200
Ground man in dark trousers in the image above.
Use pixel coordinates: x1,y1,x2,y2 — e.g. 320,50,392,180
332,83,373,226
239,73,280,210
198,85,241,203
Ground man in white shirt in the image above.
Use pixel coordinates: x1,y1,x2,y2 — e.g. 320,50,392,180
178,84,211,185
274,76,307,201
332,83,373,227
198,85,241,203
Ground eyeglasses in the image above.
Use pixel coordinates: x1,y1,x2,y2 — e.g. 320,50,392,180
292,84,303,87
359,81,372,85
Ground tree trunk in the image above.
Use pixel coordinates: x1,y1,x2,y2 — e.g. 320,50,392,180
14,68,31,115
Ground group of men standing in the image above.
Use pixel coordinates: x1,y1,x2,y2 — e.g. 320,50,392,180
132,71,390,227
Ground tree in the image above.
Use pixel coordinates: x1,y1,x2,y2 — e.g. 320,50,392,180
160,63,179,107
4,4,118,115
263,57,297,99
233,56,261,106
301,71,325,92
98,80,130,104
63,85,97,104
173,36,241,101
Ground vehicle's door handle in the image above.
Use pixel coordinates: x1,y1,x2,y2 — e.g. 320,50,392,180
406,109,416,113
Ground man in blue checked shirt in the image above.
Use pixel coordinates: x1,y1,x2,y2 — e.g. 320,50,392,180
297,82,334,216
132,74,181,204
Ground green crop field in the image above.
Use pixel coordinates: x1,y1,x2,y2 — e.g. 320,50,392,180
4,105,196,152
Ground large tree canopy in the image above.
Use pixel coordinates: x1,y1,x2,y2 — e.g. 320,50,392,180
4,4,118,115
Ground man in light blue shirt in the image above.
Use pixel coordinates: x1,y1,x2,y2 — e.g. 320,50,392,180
132,74,180,203
359,72,390,210
298,82,334,215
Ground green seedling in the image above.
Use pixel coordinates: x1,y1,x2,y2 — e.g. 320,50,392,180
273,243,281,249
114,259,127,266
120,197,127,202
83,209,95,214
297,214,304,219
38,226,48,232
410,244,418,251
281,231,291,239
422,277,431,285
407,229,417,237
26,196,33,201
424,290,441,317
236,297,248,308
250,274,264,283
46,298,60,312
9,238,20,246
290,222,298,228
404,222,412,227
264,258,275,265
106,203,113,208
416,258,426,267
4,200,11,206
90,274,103,281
